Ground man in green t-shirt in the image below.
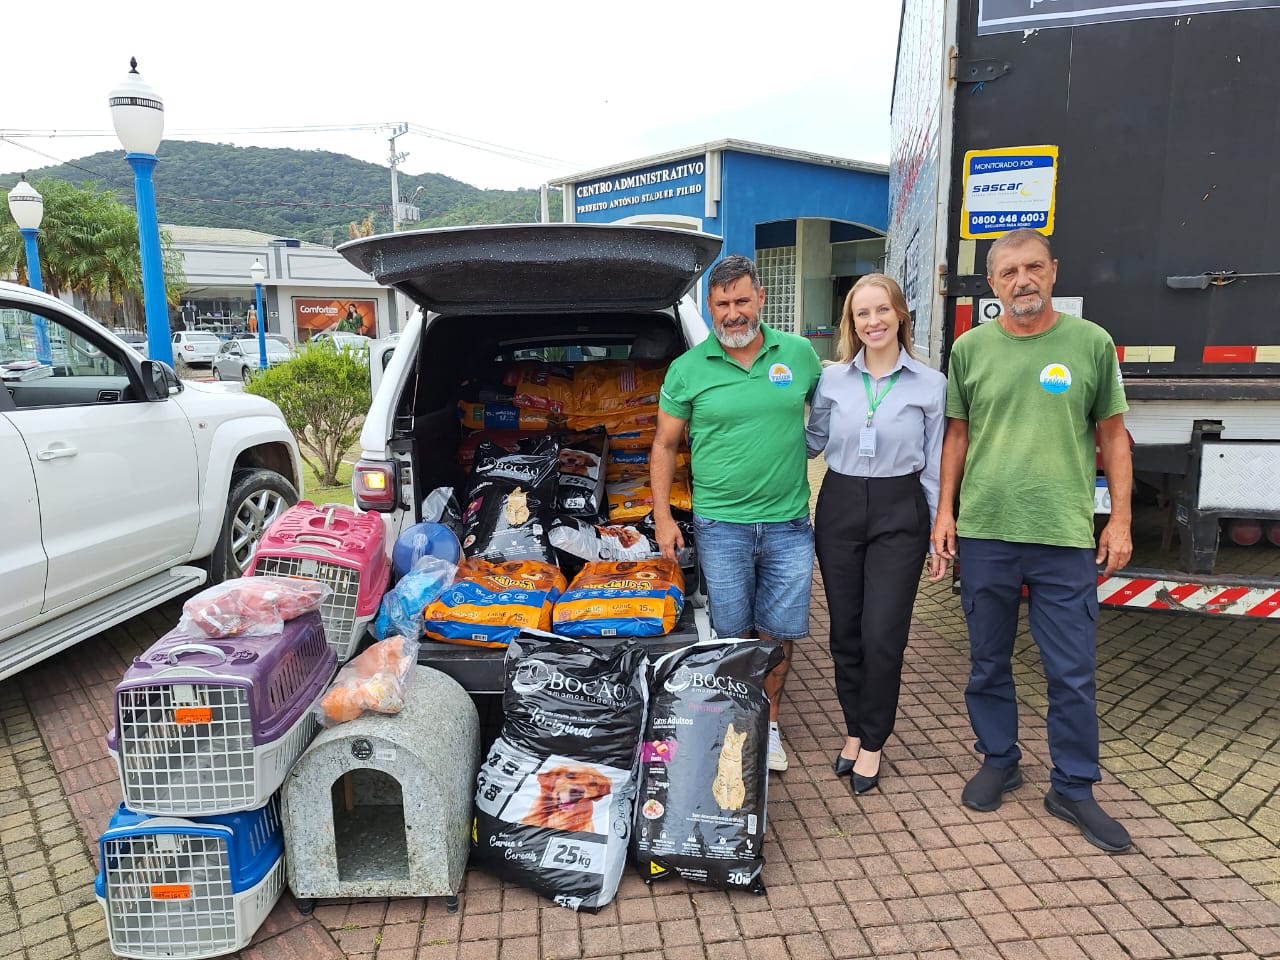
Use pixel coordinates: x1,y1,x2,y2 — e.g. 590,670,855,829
652,254,822,773
932,229,1134,852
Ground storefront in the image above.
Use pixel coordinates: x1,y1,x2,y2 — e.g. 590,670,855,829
164,226,394,343
549,139,889,359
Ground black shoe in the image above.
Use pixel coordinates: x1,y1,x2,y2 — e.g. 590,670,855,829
1044,790,1132,853
832,755,855,777
961,762,1023,812
851,771,880,795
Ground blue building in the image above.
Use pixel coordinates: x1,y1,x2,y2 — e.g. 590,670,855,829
550,139,888,357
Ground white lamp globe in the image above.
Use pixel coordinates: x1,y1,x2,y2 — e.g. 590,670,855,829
7,177,44,230
108,57,165,155
249,260,266,285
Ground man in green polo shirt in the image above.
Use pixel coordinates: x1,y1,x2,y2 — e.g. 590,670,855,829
651,254,823,772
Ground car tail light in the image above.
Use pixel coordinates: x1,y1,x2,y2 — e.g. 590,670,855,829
183,344,195,351
353,459,397,511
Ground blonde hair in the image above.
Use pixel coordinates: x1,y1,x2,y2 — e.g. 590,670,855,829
836,274,915,363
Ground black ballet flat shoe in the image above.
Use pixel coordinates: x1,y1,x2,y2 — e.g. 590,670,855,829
832,755,855,777
851,771,881,795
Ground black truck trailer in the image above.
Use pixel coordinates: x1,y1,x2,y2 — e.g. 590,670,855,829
889,0,1280,618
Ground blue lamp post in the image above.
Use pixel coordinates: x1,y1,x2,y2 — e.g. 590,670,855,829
108,58,174,367
250,259,267,370
7,177,52,364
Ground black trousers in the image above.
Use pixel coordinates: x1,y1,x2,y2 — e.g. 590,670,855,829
814,470,931,751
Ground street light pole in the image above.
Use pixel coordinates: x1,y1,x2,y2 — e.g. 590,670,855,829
109,58,174,367
250,259,267,370
7,177,52,364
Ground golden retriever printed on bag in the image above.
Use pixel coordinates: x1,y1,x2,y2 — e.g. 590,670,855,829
521,763,612,834
710,723,748,810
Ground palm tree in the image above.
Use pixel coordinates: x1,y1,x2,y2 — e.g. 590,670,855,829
1,178,186,326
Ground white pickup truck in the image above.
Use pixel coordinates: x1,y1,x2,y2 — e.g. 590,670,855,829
0,281,304,680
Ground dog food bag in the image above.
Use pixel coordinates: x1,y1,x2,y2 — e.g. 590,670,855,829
550,517,660,563
554,428,608,520
458,401,566,432
633,638,782,893
504,361,574,413
572,361,666,416
567,409,658,452
553,560,685,639
607,476,692,522
422,558,566,648
472,633,648,912
457,430,530,468
461,436,560,563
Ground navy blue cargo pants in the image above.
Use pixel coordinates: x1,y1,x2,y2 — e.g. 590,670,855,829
957,537,1101,801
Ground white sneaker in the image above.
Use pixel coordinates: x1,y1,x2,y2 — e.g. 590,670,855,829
767,725,789,772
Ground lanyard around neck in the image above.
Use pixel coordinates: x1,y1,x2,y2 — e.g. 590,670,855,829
861,370,901,426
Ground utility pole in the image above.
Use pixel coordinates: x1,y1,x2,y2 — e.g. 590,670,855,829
387,123,409,232
385,123,409,335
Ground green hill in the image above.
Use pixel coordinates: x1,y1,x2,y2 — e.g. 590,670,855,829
2,140,561,245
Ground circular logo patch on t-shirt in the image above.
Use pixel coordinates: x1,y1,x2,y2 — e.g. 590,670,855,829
768,363,794,387
1039,363,1072,394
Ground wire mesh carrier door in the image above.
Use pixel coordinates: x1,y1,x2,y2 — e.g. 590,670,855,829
94,797,285,960
107,611,336,816
246,501,391,662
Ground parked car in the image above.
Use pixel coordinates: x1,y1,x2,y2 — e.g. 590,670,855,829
310,331,370,353
115,330,149,359
212,335,295,383
0,281,304,681
339,223,722,693
171,330,223,367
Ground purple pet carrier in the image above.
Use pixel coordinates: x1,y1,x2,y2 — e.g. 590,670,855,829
107,610,335,816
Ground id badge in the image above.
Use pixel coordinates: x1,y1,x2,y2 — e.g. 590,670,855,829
858,426,876,458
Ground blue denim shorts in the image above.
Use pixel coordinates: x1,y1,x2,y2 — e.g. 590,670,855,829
693,514,814,641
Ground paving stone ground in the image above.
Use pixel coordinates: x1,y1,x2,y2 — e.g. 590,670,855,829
1,460,1277,958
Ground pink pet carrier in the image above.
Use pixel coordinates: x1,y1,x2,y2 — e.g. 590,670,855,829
107,611,335,816
246,501,391,661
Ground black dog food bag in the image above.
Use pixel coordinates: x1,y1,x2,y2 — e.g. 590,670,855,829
633,638,780,893
471,632,648,912
461,436,560,564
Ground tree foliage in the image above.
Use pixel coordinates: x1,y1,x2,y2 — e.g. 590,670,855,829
0,178,186,327
245,343,371,487
3,141,563,246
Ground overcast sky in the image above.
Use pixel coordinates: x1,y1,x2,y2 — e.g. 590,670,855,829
1,1,901,192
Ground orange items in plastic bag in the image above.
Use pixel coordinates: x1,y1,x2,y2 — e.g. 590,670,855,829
572,362,667,416
422,558,568,648
316,635,420,726
178,576,332,638
553,559,685,638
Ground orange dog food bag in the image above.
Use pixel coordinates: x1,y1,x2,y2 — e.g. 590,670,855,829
422,558,567,648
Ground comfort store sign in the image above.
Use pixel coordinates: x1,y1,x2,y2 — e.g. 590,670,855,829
574,159,705,217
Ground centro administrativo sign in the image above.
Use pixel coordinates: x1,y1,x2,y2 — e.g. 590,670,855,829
574,159,705,217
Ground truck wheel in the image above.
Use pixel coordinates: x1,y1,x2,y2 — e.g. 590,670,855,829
209,468,298,582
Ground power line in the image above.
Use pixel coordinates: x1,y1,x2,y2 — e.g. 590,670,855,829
1,120,581,172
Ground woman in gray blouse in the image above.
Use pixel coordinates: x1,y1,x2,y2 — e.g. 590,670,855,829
806,274,949,796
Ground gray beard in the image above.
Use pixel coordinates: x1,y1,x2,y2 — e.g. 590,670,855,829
715,319,761,349
1008,296,1045,318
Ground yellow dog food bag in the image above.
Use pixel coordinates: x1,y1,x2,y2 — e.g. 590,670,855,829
572,362,667,416
553,559,685,638
422,558,567,648
607,476,691,522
